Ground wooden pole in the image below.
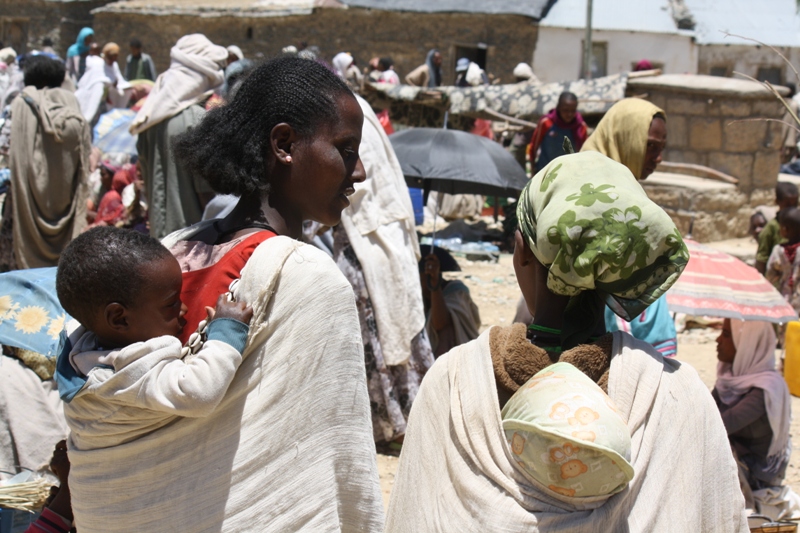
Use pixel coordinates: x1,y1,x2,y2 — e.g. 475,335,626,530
583,0,594,79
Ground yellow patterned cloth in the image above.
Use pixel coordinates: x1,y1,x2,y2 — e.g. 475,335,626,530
502,362,634,500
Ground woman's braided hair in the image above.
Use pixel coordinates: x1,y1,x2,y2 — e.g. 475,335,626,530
173,56,353,197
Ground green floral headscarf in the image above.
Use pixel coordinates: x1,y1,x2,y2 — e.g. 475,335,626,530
517,151,689,348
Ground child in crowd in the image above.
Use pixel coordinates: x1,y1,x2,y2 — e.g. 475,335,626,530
55,226,252,451
528,91,588,172
766,206,800,315
756,182,799,274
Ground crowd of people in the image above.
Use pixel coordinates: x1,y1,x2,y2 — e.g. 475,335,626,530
0,27,793,533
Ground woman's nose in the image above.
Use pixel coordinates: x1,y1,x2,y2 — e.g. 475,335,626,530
352,159,366,183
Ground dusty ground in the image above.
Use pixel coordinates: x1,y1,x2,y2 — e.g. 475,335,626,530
376,238,800,509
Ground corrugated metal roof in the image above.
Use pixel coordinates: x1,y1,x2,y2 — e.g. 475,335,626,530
340,0,551,19
540,0,683,34
683,0,800,46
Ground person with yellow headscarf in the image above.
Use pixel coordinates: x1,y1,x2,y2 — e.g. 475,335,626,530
582,98,677,356
581,97,667,181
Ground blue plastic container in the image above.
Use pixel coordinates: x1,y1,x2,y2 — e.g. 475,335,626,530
408,187,424,225
0,507,37,533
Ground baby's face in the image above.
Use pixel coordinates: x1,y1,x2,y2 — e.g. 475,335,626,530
124,255,187,343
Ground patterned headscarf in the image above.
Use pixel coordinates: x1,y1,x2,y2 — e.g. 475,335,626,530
517,151,688,348
581,98,665,180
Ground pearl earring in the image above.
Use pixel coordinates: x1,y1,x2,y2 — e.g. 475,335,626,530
286,156,293,163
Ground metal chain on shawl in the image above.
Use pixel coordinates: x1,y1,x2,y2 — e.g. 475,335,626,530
516,151,689,350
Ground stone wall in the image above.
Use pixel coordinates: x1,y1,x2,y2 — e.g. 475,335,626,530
2,0,112,56
91,7,538,85
628,74,786,195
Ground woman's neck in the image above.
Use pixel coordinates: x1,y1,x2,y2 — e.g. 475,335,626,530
220,193,303,241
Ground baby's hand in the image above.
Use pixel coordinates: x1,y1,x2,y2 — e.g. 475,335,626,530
211,294,253,325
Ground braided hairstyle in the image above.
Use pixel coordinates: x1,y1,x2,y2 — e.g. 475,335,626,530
173,56,353,197
56,227,173,328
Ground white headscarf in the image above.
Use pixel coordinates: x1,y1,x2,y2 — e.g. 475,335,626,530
513,62,535,80
130,34,227,135
332,52,354,79
226,45,244,62
715,320,791,462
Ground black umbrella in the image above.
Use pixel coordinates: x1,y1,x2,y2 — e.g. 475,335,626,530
389,127,528,197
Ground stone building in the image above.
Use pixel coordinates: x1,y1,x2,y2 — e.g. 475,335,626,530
1,0,114,56
90,0,550,84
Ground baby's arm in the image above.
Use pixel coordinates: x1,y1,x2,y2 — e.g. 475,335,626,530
125,295,253,417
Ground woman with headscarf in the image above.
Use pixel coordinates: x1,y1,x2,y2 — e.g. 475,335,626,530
131,34,228,239
581,97,666,181
66,27,94,82
405,49,442,88
74,42,132,124
386,152,748,532
332,52,363,92
581,98,677,356
714,319,792,507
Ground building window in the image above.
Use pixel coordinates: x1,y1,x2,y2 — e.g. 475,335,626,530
580,41,607,78
757,66,782,85
710,66,728,77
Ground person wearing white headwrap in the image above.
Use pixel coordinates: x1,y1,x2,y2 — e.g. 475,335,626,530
226,45,243,65
74,42,132,123
713,319,792,497
513,62,539,84
332,52,362,92
131,34,228,239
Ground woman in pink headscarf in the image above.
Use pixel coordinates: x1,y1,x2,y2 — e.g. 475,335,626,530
714,318,792,505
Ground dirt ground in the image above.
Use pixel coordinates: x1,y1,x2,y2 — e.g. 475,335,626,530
376,241,800,509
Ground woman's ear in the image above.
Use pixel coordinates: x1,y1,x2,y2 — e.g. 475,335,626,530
104,302,129,332
270,123,297,166
514,229,536,266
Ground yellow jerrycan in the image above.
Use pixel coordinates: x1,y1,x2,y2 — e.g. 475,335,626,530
784,321,800,396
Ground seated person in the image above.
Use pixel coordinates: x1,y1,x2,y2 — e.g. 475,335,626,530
766,206,800,315
55,226,252,451
713,319,791,508
756,181,798,274
419,245,480,357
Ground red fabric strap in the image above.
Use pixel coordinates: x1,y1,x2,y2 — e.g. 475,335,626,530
178,230,275,345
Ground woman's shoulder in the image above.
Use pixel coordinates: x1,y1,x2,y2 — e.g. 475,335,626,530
248,237,350,291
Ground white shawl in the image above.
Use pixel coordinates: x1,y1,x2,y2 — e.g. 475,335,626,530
67,236,384,532
716,320,791,462
75,56,131,121
338,96,425,366
386,329,748,532
130,34,227,135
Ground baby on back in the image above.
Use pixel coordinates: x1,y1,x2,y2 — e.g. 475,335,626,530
55,226,253,451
